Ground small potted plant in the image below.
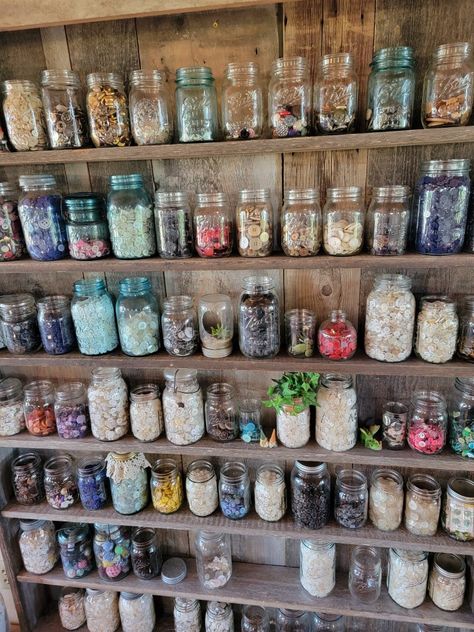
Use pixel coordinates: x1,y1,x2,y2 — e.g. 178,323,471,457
263,372,319,448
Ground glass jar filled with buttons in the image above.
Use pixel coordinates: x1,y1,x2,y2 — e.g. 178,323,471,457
116,276,160,356
408,390,447,455
429,553,466,611
254,463,286,522
93,523,131,581
291,461,331,530
0,182,25,261
222,61,263,140
37,295,76,355
198,293,234,358
369,469,404,532
449,377,474,459
154,191,194,259
87,368,128,441
63,193,110,260
162,295,198,357
174,597,201,632
314,52,358,134
119,592,155,632
442,477,474,541
317,310,357,361
162,369,205,445
150,458,183,514
57,524,94,579
11,452,44,505
18,519,58,575
387,548,428,609
86,72,131,147
269,57,311,137
58,587,86,631
219,461,250,519
205,383,238,442
236,189,273,257
334,469,368,529
84,589,120,632
241,605,270,632
323,186,364,255
186,459,218,517
106,452,150,515
415,296,458,363
316,374,357,452
44,454,79,510
457,296,474,361
176,66,219,143
239,276,280,359
1,80,48,151
0,293,41,354
24,380,56,436
194,192,233,257
404,473,441,536
366,185,410,255
281,188,321,256
0,377,24,436
77,457,108,511
71,278,118,356
131,527,162,580
130,384,163,442
195,531,232,589
55,381,90,440
206,601,234,632
129,69,173,145
299,540,335,598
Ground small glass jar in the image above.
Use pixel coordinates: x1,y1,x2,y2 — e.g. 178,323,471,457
317,310,357,361
206,602,234,632
86,72,131,147
408,391,448,455
151,458,183,514
457,296,474,361
382,401,408,449
131,527,162,579
316,374,358,451
334,469,368,529
162,368,205,445
55,382,89,440
241,605,270,632
24,380,56,436
198,293,234,358
37,295,76,355
314,52,358,134
422,42,474,128
442,477,474,541
154,191,194,259
186,459,218,517
0,377,24,436
176,66,219,143
369,469,404,531
276,402,310,449
405,474,441,536
129,69,173,145
162,295,198,357
300,540,335,597
269,57,310,137
291,461,331,529
44,454,78,509
239,398,262,442
196,531,232,588
285,309,316,358
312,614,344,632
0,183,25,261
429,553,466,611
63,193,110,260
116,276,160,356
71,278,118,355
130,383,163,442
41,69,87,149
205,383,238,441
77,457,108,510
415,296,458,363
11,452,44,505
449,377,474,459
93,523,131,581
281,188,321,256
119,592,155,632
365,273,416,362
19,518,58,578
18,174,66,261
174,597,201,632
219,461,250,519
239,276,280,358
236,189,273,257
0,293,41,354
349,546,382,604
323,186,365,255
275,609,311,631
366,47,415,131
1,80,48,151
57,524,94,579
387,548,428,609
255,463,286,522
84,589,120,632
59,587,86,630
194,192,233,257
366,185,410,255
87,367,129,441
106,452,149,515
222,61,263,140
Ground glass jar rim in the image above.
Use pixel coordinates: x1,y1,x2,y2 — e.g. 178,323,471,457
0,377,22,401
20,518,49,532
326,186,363,200
120,592,144,601
109,173,145,190
132,527,157,547
19,174,57,190
220,460,248,481
163,295,193,311
420,295,456,311
238,188,270,202
90,367,122,382
433,42,472,62
285,188,320,201
320,52,354,68
163,367,198,383
284,308,316,322
151,457,179,477
86,72,124,89
242,275,275,292
130,383,159,401
44,453,74,474
196,191,228,205
0,182,18,198
186,459,215,483
41,69,81,87
155,190,189,205
391,547,428,562
225,61,260,78
272,56,308,75
175,597,200,611
370,185,410,199
370,468,404,488
2,79,39,93
411,390,446,408
321,373,353,389
447,477,474,502
433,552,466,578
55,381,86,402
294,460,327,474
256,463,284,483
77,457,104,477
176,66,214,82
0,293,36,318
11,451,41,471
73,277,107,296
199,293,231,306
63,193,105,214
374,272,412,290
351,545,381,569
454,376,474,396
407,473,441,496
24,379,54,398
129,68,166,85
420,159,470,174
36,295,70,312
206,382,234,398
301,538,334,550
118,276,152,294
336,468,367,490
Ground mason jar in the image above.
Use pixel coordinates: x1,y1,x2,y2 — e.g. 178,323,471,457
63,193,110,260
323,186,365,255
369,469,404,532
57,524,94,579
281,188,321,256
195,531,232,588
119,592,155,632
241,606,270,632
442,477,474,541
1,80,48,151
194,192,232,257
236,189,273,257
219,461,250,519
269,57,310,137
415,296,458,363
275,609,311,631
222,61,263,140
449,377,474,459
130,383,163,442
71,278,118,355
198,293,234,358
205,383,238,441
429,553,466,611
186,459,218,517
205,602,234,632
59,587,86,631
176,66,219,142
77,457,108,510
0,293,40,354
11,452,44,505
93,523,131,581
41,69,87,149
154,191,194,259
464,188,474,253
276,400,310,449
0,377,24,436
314,52,358,134
254,463,286,522
55,381,89,439
382,401,410,448
405,473,441,536
334,469,368,529
285,308,316,358
150,458,183,514
457,296,474,361
86,72,131,147
366,185,410,255
44,454,78,509
162,368,204,445
174,597,201,632
37,295,76,355
129,69,173,145
87,367,129,441
239,276,280,358
291,461,331,529
317,310,357,361
84,589,119,632
116,276,160,356
408,391,447,455
312,614,344,632
300,540,335,597
349,546,382,604
387,548,428,609
106,452,149,515
23,380,56,436
162,295,198,356
0,182,25,261
239,397,262,442
316,374,357,452
19,519,58,575
131,527,162,580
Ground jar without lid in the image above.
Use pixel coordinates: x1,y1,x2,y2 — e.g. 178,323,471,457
116,276,160,356
44,454,78,509
194,192,233,257
130,383,163,442
37,295,76,355
205,601,234,632
276,402,310,449
106,452,149,515
382,401,408,449
239,276,280,358
41,69,87,149
222,61,263,140
449,376,474,459
415,296,458,363
408,391,447,455
93,523,131,581
196,531,232,589
429,553,466,611
317,310,357,361
59,587,86,630
205,383,238,441
77,457,107,510
312,613,344,632
275,609,311,631
198,293,234,359
299,540,335,597
1,80,48,151
0,182,25,261
219,461,250,519
162,368,204,445
151,458,183,514
176,66,219,143
281,188,321,256
369,469,404,532
236,189,273,257
314,52,357,134
63,193,110,260
457,296,474,361
154,191,193,258
366,185,410,255
19,519,58,575
23,380,56,436
285,309,316,358
349,546,382,604
87,367,128,441
129,69,173,145
84,589,120,632
71,278,118,355
405,473,441,536
316,373,357,451
0,377,24,436
323,186,364,255
186,459,218,517
119,592,155,632
11,452,44,505
131,527,162,579
387,548,428,608
442,477,474,541
239,397,262,442
269,57,310,137
0,293,40,354
55,382,89,439
334,469,368,529
174,597,201,632
162,295,198,356
241,605,270,632
255,463,286,522
57,524,94,579
86,72,131,147
291,461,331,529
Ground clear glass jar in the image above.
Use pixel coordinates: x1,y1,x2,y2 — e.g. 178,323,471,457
300,540,335,597
0,182,25,261
0,377,24,436
281,188,321,257
239,398,262,442
415,296,458,363
23,379,56,436
316,374,358,451
57,524,94,579
84,589,120,632
37,295,76,355
0,293,40,354
239,276,280,358
129,69,173,145
457,296,474,361
18,174,66,261
154,191,194,259
323,186,364,255
219,461,250,519
269,57,310,137
429,553,466,611
130,383,163,442
366,185,410,255
86,72,131,147
63,193,110,260
77,457,107,510
59,587,86,630
387,548,428,609
449,377,474,458
1,80,48,151
162,295,198,356
41,69,87,149
285,309,316,358
206,602,234,632
162,368,204,445
116,276,160,356
276,402,310,449
366,47,415,131
314,52,358,134
317,309,357,361
44,454,78,509
349,546,382,604
275,609,311,631
408,391,447,455
312,614,344,632
364,273,415,362
194,192,232,257
255,463,286,522
176,66,219,142
334,469,368,529
442,477,474,541
241,605,269,632
236,189,273,257
151,458,183,514
291,461,331,529
107,174,156,259
405,474,441,536
87,367,128,441
19,519,58,575
186,459,218,517
71,278,119,355
422,42,474,128
11,452,44,505
198,293,234,358
222,62,263,140
196,531,232,588
55,381,89,439
93,523,131,580
131,527,162,579
119,592,155,632
106,452,149,515
205,383,238,441
174,597,201,632
464,188,474,252
369,469,404,532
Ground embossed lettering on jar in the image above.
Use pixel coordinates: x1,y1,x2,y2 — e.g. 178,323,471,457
387,548,428,609
300,540,335,597
366,186,410,255
0,182,25,261
269,57,310,137
2,80,48,151
222,61,263,140
316,374,357,452
86,72,131,147
314,53,358,134
415,296,458,363
323,187,364,256
449,376,474,459
176,66,219,143
282,188,321,256
428,553,466,611
154,191,194,259
239,276,280,359
71,278,118,355
116,276,160,356
63,193,110,260
194,192,233,257
129,69,173,145
0,293,41,354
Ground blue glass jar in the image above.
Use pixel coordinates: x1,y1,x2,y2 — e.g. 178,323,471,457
18,174,67,261
37,295,76,355
57,524,94,579
107,174,156,259
63,193,110,260
176,66,219,143
106,451,150,515
93,523,131,581
116,276,160,356
77,457,108,510
71,278,118,355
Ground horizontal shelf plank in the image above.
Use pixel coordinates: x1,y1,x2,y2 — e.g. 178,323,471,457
17,563,474,629
34,612,173,632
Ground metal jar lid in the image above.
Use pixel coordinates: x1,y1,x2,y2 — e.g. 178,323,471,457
161,557,187,584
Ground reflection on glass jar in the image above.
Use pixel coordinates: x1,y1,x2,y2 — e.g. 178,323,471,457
269,57,310,138
198,293,234,359
19,519,58,575
276,609,311,631
162,295,198,357
106,452,149,515
37,295,76,355
11,452,44,505
0,182,25,261
382,401,408,450
131,528,162,580
194,192,232,257
44,454,78,509
349,546,382,604
86,72,131,147
314,53,358,134
162,369,204,445
449,377,474,459
1,80,48,151
186,459,218,517
236,189,273,257
405,474,441,536
387,548,428,609
205,383,238,442
84,589,120,632
323,187,364,256
87,368,128,441
281,188,321,256
71,278,118,356
242,605,270,632
334,469,368,529
408,391,447,455
316,374,357,452
57,523,94,579
366,185,410,255
129,69,173,145
0,293,41,354
151,458,183,514
255,463,286,522
196,531,232,589
0,377,24,436
317,310,357,361
63,193,110,260
442,477,474,541
291,461,331,529
41,69,87,149
285,309,316,358
116,276,160,356
300,540,335,597
130,383,163,442
239,276,280,359
93,523,131,581
59,587,86,631
176,66,219,143
219,461,250,519
239,397,262,442
312,613,345,632
154,191,194,259
77,457,107,511
23,380,56,436
415,296,458,363
222,62,263,140
369,469,404,532
429,553,466,611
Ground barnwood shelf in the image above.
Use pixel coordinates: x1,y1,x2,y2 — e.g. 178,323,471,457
34,612,173,632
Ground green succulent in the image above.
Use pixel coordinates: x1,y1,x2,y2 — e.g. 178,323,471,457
263,372,319,415
210,323,231,339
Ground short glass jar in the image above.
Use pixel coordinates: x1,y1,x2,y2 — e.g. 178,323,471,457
44,454,78,510
23,380,56,436
106,452,149,515
429,553,466,611
63,193,110,260
162,295,198,357
77,457,108,510
11,452,44,505
176,66,219,143
93,523,131,581
281,188,321,256
0,293,41,354
405,473,441,536
317,310,357,361
369,469,404,531
198,293,234,358
275,609,311,631
194,192,232,257
37,295,76,355
84,589,120,632
291,461,331,529
222,61,263,140
205,383,238,441
241,605,270,632
254,463,286,522
59,587,86,631
130,383,163,442
186,459,218,517
0,377,24,436
316,374,358,452
162,368,205,445
366,185,410,255
129,69,173,145
442,477,474,541
449,377,474,459
1,80,48,151
219,461,250,519
387,548,428,609
151,458,183,514
71,278,118,355
119,592,155,632
54,381,89,439
269,57,310,137
300,540,335,597
236,189,273,257
323,186,364,256
239,397,262,442
457,296,474,361
285,308,316,358
349,546,382,604
131,527,162,580
195,531,232,588
41,69,87,149
334,469,368,529
314,52,358,134
116,276,160,356
415,296,458,363
87,367,129,441
154,191,194,259
206,602,234,632
19,519,58,575
276,401,310,449
239,276,280,359
408,391,447,455
312,614,344,632
57,524,94,579
86,72,131,147
0,183,25,261
174,597,201,632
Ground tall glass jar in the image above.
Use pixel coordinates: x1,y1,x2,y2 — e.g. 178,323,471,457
116,276,160,356
44,454,78,509
334,469,368,529
275,609,311,631
429,553,466,611
239,276,280,358
107,174,156,259
405,474,441,536
323,186,364,255
0,293,41,354
0,183,25,261
87,367,129,441
369,469,404,531
131,528,161,579
449,377,474,459
415,296,458,363
222,61,263,140
205,602,234,632
93,523,131,580
186,459,218,517
23,380,56,436
317,310,357,361
314,52,358,134
76,457,107,511
366,185,410,255
37,295,76,355
269,57,310,137
236,189,273,257
285,309,316,358
195,531,232,588
457,296,474,361
129,69,173,145
11,452,44,505
151,458,183,514
442,477,474,541
366,47,415,131
84,589,120,632
59,587,86,630
364,273,415,362
198,294,234,358
63,193,110,260
219,461,250,519
349,546,382,604
57,524,94,579
299,540,335,597
130,384,163,442
174,597,201,632
71,278,118,355
0,377,24,436
154,191,194,259
86,72,131,147
276,401,310,449
176,66,219,142
106,452,149,515
162,295,198,356
162,368,204,445
408,391,447,455
41,69,87,149
316,374,357,452
281,188,321,256
55,382,89,439
1,80,48,151
242,606,270,632
18,174,66,261
422,42,474,128
291,461,331,529
119,592,155,632
18,519,58,575
205,383,238,441
194,192,232,257
254,463,286,522
387,548,428,609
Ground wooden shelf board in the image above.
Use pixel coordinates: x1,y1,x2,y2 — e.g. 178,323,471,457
34,611,173,632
